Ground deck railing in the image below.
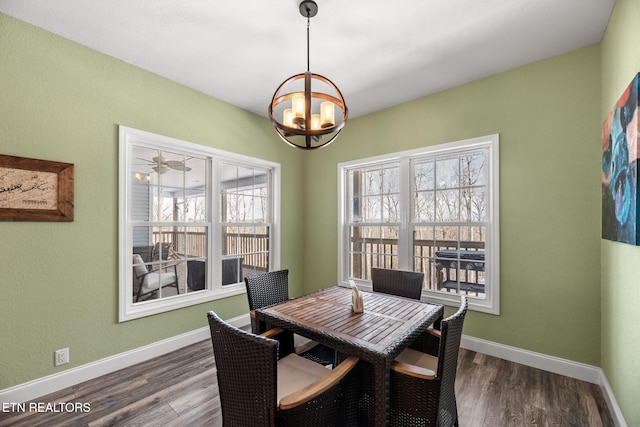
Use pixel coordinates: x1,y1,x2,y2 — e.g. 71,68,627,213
154,230,269,271
351,237,485,292
154,231,485,292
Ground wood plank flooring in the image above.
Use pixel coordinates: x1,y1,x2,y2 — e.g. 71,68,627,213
0,341,614,426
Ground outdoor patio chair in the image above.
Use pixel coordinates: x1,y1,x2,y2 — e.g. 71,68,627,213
244,270,290,334
132,254,179,302
389,296,468,426
245,270,335,364
207,311,360,427
371,268,424,300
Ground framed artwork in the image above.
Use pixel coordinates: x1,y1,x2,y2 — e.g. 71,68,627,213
0,154,74,221
602,73,639,245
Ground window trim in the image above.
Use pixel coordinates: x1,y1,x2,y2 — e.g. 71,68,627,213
119,126,280,322
338,134,499,314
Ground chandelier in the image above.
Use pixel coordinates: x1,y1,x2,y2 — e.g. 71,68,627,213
268,0,348,150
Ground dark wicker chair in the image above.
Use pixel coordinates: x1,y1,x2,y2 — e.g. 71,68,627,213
207,311,360,427
245,270,335,364
244,270,290,334
371,268,424,300
389,296,468,427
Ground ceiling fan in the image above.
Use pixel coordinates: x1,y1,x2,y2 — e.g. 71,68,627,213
137,154,192,174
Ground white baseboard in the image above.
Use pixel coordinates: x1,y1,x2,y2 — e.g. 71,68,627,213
0,320,626,426
0,313,251,405
461,335,627,427
461,335,600,382
596,368,628,427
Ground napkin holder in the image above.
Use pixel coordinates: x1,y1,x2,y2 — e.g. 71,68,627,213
349,280,364,314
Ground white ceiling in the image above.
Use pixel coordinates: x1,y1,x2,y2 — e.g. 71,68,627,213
0,0,614,119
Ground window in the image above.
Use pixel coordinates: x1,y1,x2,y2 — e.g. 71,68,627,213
119,126,280,321
220,163,273,284
338,135,499,314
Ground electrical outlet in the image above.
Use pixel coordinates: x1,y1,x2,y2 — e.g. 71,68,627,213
55,348,69,366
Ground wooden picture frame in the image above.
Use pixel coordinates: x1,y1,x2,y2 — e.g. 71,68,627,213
0,154,74,221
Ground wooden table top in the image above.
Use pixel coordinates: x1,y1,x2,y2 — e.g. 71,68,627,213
259,286,442,357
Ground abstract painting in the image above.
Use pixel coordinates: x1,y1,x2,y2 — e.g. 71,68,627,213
602,73,639,245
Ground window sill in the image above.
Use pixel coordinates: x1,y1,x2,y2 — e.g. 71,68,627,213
119,283,246,322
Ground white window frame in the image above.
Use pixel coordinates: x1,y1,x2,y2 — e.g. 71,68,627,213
338,134,499,314
119,126,280,321
219,160,276,284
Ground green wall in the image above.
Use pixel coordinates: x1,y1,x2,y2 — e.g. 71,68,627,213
601,0,640,424
0,13,306,390
301,45,603,365
0,7,618,412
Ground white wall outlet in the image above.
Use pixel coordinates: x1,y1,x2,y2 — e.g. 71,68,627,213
55,348,69,366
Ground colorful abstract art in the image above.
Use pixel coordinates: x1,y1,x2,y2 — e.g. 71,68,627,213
602,73,639,245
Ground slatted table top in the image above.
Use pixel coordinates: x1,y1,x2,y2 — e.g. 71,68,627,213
259,286,442,357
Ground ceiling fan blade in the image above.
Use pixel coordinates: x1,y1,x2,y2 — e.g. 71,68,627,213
152,165,170,174
164,160,184,168
165,160,192,171
146,154,193,172
136,157,154,165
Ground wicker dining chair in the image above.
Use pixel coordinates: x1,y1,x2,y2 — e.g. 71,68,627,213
207,311,360,427
389,296,468,427
371,268,424,300
244,270,290,334
245,270,335,364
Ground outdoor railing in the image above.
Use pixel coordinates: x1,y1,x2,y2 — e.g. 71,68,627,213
154,230,269,272
351,237,485,293
154,231,484,293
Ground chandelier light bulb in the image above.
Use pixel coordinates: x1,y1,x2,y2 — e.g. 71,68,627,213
320,101,335,128
283,109,294,127
292,93,306,124
311,114,321,130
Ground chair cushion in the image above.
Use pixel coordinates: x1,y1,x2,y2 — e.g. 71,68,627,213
132,254,148,278
395,348,438,375
276,353,330,405
293,334,318,354
142,270,177,290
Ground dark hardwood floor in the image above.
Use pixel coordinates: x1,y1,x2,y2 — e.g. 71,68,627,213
0,341,614,427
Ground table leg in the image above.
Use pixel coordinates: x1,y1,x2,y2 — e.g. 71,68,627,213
373,359,390,426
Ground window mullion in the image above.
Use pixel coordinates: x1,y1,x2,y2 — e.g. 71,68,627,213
397,158,411,270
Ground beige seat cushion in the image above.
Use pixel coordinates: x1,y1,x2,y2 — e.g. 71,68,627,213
395,348,438,375
277,353,330,405
293,334,318,354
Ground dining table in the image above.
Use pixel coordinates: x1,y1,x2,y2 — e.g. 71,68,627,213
255,285,444,426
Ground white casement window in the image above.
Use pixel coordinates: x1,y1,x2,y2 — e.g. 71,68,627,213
338,134,499,314
119,126,280,321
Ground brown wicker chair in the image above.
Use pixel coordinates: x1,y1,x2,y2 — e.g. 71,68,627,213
371,268,424,300
389,296,468,427
207,311,360,427
245,270,335,364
